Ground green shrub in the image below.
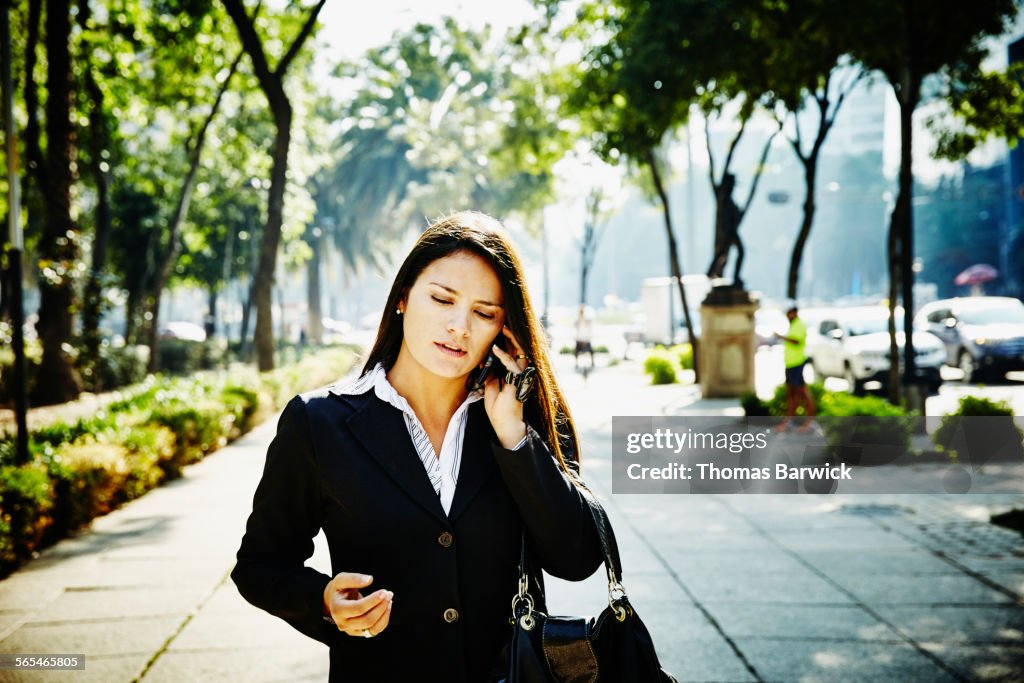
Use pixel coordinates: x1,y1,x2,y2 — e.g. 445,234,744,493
768,382,828,417
816,392,915,457
0,346,359,577
669,344,694,370
222,385,260,435
933,396,1022,461
149,399,230,475
119,425,174,500
643,347,677,385
0,463,54,570
51,440,132,527
158,339,205,374
97,342,150,389
740,391,771,416
768,383,914,455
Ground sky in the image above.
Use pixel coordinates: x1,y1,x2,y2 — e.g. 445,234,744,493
316,0,537,63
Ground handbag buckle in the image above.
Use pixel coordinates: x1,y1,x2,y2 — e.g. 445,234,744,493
607,579,629,622
511,574,535,628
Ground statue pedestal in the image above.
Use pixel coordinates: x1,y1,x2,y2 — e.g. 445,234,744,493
699,286,758,398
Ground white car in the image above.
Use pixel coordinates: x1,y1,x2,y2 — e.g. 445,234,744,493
805,307,945,394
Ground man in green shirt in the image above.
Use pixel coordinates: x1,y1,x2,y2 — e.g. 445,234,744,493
775,305,816,432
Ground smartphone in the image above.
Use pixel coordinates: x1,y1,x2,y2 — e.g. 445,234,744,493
466,334,507,393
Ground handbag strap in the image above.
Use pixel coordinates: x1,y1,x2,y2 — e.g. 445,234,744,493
516,478,625,600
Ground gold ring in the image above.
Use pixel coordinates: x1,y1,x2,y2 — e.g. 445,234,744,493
515,354,528,360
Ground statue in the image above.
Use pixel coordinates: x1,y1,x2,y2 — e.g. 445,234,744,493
706,172,745,288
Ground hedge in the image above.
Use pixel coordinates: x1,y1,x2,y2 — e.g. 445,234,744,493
742,383,916,455
0,346,358,577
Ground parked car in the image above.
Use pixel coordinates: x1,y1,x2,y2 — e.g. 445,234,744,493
915,296,1024,382
806,306,944,395
158,320,207,342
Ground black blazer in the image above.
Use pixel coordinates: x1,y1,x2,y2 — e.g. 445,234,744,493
231,384,603,682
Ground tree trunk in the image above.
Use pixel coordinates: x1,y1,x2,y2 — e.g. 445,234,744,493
579,243,588,307
78,0,112,391
886,192,904,406
206,287,217,338
646,148,699,381
219,220,235,338
787,160,818,300
306,227,323,345
897,85,922,412
144,289,164,373
239,278,254,359
253,107,291,370
124,287,138,343
222,0,325,372
32,0,82,405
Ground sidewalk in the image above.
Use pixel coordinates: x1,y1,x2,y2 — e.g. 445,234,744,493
0,357,1021,682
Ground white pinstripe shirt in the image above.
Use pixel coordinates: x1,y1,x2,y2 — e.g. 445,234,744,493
338,363,524,515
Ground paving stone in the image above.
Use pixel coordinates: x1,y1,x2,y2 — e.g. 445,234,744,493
25,586,209,624
704,603,898,641
768,528,922,552
680,571,855,605
876,605,1024,644
662,548,814,579
919,642,1024,683
167,608,314,651
795,548,964,577
658,637,758,683
138,645,327,683
735,638,960,683
980,571,1024,598
1,616,181,657
0,579,65,612
835,573,1015,606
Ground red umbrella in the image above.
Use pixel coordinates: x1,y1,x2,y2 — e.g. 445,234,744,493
954,263,999,287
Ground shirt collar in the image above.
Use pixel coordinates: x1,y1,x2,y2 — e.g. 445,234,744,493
337,363,483,419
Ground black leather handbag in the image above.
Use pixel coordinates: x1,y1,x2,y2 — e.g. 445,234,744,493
490,489,678,683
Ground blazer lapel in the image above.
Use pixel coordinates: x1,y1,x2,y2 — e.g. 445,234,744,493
343,394,448,525
448,402,498,521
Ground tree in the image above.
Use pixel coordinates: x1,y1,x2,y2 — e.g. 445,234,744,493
29,0,82,405
754,0,864,300
222,0,325,371
142,52,242,372
579,188,610,307
563,0,700,372
849,0,1018,407
313,18,569,292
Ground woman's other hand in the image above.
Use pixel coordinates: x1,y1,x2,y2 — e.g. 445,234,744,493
483,326,529,449
323,572,394,637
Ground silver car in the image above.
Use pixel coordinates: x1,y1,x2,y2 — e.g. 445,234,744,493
916,297,1024,382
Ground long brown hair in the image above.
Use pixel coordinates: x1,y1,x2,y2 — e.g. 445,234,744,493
362,211,582,471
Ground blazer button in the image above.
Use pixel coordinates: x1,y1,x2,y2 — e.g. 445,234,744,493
443,608,460,624
438,531,454,548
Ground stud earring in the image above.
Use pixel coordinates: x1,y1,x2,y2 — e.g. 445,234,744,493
396,308,402,315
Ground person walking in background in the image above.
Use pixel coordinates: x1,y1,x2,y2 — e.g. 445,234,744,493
574,305,594,371
775,304,816,432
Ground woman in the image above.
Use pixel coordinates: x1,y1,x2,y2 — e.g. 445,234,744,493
232,211,603,682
